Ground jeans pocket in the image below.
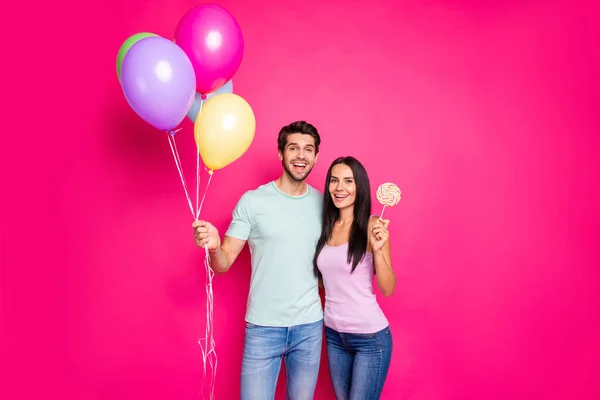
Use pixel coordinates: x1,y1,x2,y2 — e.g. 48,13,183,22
373,327,392,350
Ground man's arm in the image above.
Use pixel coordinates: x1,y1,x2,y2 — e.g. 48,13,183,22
194,192,253,273
208,235,246,274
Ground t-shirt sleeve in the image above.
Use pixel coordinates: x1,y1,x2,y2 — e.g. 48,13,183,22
225,192,252,240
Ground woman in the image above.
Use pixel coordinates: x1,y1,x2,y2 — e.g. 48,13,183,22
314,156,395,400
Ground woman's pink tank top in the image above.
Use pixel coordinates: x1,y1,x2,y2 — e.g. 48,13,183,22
317,242,389,334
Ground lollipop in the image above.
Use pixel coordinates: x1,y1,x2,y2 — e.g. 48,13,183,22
376,182,401,218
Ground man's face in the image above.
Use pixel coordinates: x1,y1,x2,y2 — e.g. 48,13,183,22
278,133,319,182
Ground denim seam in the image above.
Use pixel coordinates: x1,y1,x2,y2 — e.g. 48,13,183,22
369,348,384,399
374,329,392,398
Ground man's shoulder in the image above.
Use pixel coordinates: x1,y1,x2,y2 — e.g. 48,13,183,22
241,182,273,198
307,184,323,199
235,182,274,206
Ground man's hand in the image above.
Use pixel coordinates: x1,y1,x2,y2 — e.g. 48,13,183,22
192,220,221,251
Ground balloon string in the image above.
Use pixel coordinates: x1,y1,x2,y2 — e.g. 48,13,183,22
166,120,216,399
171,131,186,179
195,99,204,218
195,163,215,400
196,154,200,218
198,243,217,400
380,205,387,219
195,169,213,220
166,124,217,399
167,131,194,218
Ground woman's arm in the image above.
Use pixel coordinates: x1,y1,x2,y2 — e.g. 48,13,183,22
369,216,396,296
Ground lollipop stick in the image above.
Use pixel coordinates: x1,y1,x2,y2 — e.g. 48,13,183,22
380,205,387,219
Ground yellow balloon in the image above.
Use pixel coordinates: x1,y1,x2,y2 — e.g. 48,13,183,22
194,93,256,171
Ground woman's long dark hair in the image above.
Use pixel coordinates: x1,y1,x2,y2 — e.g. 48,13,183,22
313,156,372,276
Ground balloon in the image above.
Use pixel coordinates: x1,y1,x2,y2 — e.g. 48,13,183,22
116,32,158,81
120,36,196,131
194,93,255,171
186,80,233,123
174,4,244,94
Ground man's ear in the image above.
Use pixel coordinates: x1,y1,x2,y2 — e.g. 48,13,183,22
314,153,319,164
278,150,283,161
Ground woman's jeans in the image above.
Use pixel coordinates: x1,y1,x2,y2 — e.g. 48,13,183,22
325,325,393,400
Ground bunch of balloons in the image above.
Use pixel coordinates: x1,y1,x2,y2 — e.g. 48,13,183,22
116,4,255,172
116,7,254,397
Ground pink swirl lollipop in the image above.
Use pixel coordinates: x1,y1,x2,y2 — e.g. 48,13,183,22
376,182,401,218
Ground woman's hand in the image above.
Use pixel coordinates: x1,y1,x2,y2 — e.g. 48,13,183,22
370,218,390,253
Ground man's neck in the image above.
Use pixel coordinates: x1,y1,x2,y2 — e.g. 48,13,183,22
274,174,307,197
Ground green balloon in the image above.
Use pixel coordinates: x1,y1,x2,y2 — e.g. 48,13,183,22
116,32,158,80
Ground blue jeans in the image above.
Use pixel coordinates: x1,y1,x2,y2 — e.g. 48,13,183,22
325,325,393,400
240,319,323,400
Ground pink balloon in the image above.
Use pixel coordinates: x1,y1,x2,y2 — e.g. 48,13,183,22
174,4,244,95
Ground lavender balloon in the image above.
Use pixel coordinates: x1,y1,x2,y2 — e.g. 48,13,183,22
120,36,196,131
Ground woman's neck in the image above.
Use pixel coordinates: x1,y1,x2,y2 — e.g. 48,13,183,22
337,206,354,224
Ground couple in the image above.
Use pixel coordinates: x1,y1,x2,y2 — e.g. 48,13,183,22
193,121,396,400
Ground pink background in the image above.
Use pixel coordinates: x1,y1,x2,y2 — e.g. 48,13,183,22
2,0,599,399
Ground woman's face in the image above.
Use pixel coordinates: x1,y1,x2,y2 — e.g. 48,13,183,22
329,163,356,209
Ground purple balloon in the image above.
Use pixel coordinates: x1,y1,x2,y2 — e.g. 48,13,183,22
120,36,196,131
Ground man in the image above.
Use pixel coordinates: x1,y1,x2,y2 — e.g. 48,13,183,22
192,121,323,400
